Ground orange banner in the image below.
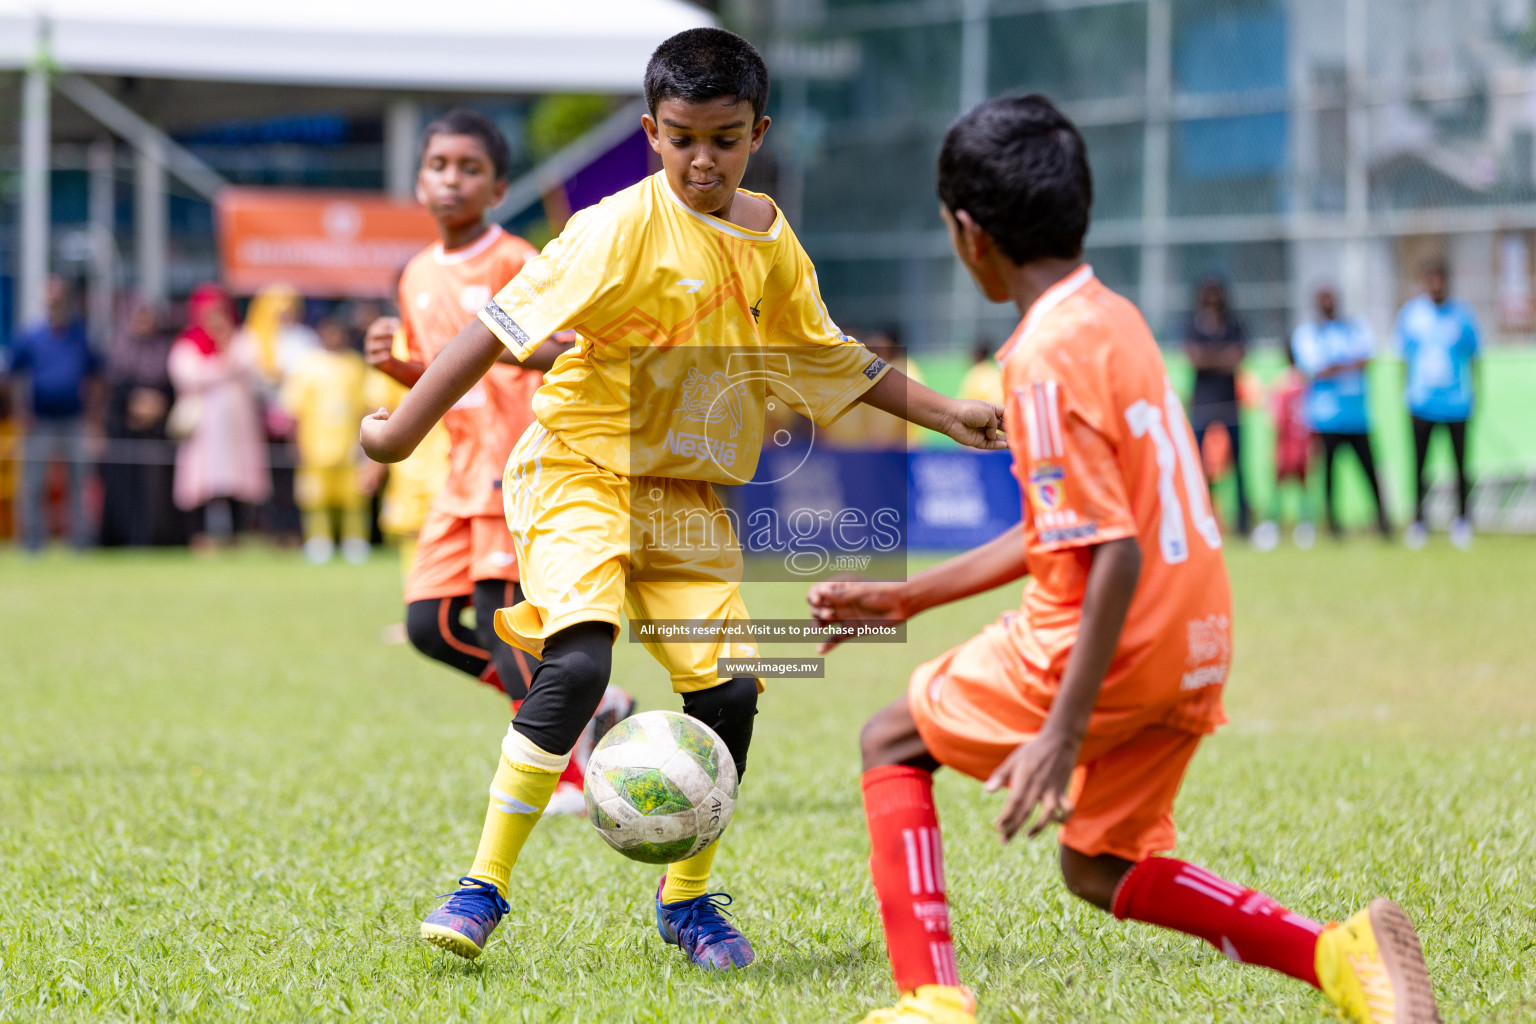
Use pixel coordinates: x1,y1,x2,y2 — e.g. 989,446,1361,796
216,188,438,298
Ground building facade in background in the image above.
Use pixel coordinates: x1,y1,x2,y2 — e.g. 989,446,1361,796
729,0,1536,350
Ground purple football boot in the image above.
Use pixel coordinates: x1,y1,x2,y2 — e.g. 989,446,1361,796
420,877,509,960
655,880,755,969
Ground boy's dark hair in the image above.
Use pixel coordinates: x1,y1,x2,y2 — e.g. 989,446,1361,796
937,94,1092,265
645,28,770,121
420,108,511,181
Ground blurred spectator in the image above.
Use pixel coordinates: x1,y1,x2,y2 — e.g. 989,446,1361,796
957,339,1002,404
822,328,922,450
0,381,15,539
237,283,317,545
281,315,371,564
1183,277,1250,535
168,284,271,551
240,283,319,385
1396,259,1480,551
99,301,181,547
1291,285,1391,540
1250,346,1316,552
10,276,101,551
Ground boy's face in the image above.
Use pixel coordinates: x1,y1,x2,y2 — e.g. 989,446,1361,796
318,322,348,352
643,97,769,217
1425,267,1449,303
416,133,507,230
942,205,1011,304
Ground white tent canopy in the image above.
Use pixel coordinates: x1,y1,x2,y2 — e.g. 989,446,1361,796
0,0,712,91
3,0,713,326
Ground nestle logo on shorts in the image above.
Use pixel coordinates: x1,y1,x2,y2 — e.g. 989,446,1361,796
718,658,825,678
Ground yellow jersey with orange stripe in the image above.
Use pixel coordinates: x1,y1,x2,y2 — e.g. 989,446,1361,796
478,171,888,484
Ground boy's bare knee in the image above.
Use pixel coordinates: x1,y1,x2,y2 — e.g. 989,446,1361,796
859,699,932,772
859,713,895,772
1058,846,1133,913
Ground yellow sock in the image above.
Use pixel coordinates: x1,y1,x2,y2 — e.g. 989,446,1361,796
661,840,720,904
466,727,568,898
301,507,331,545
340,502,368,543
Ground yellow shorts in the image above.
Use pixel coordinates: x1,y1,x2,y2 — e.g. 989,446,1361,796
495,423,757,694
295,464,364,511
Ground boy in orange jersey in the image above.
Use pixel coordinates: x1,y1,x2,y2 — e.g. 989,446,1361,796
366,109,631,814
810,96,1438,1024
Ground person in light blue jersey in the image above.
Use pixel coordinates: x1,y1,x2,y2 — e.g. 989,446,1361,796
1396,258,1479,550
1290,285,1392,539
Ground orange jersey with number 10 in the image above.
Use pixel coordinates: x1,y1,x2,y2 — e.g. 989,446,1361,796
998,265,1231,736
398,225,542,519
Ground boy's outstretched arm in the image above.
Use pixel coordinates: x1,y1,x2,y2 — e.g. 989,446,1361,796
859,368,1005,450
360,319,567,463
985,535,1141,842
807,521,1029,653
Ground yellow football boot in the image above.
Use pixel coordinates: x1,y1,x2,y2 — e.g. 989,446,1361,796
858,986,977,1024
1315,898,1441,1023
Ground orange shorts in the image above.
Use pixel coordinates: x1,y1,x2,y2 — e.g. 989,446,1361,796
908,617,1204,863
403,510,519,604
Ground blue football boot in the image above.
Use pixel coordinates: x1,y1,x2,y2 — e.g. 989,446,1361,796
420,877,509,960
655,880,756,969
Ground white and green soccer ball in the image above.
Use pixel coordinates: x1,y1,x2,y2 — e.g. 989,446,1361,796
583,710,738,864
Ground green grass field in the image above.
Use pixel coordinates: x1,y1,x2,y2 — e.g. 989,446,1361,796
3,539,1534,1023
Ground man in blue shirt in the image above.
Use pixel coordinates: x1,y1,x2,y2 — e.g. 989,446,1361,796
9,276,101,551
1290,285,1392,539
1396,259,1478,550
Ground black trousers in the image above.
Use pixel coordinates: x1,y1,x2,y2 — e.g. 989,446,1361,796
1192,417,1251,535
1318,432,1391,537
1411,416,1470,522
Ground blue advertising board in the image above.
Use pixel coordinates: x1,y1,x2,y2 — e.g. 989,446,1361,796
724,446,1021,559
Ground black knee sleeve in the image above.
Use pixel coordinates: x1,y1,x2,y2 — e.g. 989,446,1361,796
405,596,486,678
473,580,538,701
510,621,613,756
682,676,758,781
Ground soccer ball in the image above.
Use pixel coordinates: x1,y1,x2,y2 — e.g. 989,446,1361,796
582,710,738,864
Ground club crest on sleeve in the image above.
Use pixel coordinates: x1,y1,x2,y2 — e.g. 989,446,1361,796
1027,463,1065,511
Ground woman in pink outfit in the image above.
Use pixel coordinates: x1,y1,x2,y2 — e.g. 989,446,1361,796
168,284,271,546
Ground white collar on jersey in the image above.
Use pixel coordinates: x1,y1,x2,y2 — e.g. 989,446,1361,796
995,264,1095,364
657,171,784,243
433,224,505,266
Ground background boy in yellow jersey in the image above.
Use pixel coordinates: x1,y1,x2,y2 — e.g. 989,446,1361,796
361,333,450,584
956,339,1003,404
281,315,370,565
361,28,1006,968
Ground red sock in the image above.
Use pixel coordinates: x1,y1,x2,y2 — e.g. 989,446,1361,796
558,756,584,788
1112,857,1324,987
478,664,504,693
862,765,961,992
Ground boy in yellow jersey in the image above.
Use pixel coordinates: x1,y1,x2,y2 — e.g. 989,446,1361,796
361,333,450,583
282,315,371,564
361,28,1005,968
